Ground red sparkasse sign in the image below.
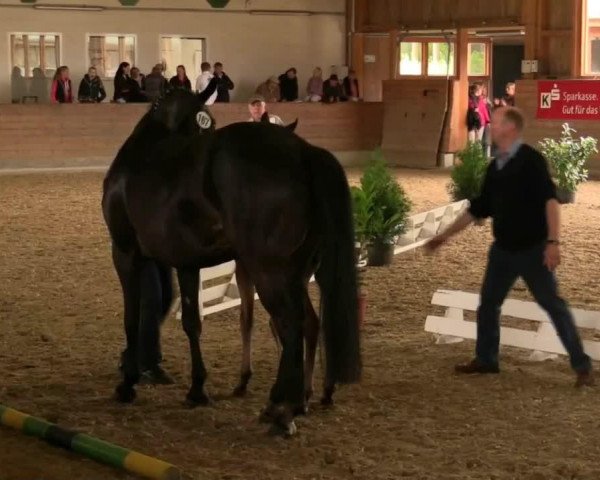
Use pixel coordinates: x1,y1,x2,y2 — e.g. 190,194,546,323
536,80,600,120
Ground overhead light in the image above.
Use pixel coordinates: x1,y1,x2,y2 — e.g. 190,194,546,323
474,31,524,37
33,4,106,11
249,9,311,16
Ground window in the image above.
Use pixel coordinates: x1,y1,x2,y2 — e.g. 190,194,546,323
88,35,136,78
427,42,455,76
397,38,458,77
583,0,600,74
160,36,205,79
399,42,422,75
10,33,60,77
468,42,487,76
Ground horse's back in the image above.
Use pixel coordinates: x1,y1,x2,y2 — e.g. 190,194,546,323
207,123,314,258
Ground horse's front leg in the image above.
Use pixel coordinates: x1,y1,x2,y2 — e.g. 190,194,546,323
113,246,141,403
177,268,210,406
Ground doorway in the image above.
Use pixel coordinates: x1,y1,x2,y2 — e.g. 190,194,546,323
491,37,524,101
160,36,205,81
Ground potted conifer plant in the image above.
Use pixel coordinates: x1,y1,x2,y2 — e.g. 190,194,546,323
351,148,412,267
448,140,488,202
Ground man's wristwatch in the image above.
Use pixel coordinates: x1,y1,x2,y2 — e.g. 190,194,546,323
547,239,560,245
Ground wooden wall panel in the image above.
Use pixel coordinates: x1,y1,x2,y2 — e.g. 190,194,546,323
381,79,450,168
362,35,392,101
357,0,522,31
352,0,581,79
0,103,384,170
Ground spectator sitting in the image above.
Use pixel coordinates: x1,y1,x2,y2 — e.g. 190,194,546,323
322,74,344,103
144,64,168,102
113,62,132,102
305,67,323,102
31,67,48,103
78,66,106,103
278,67,299,102
11,66,26,103
131,67,145,90
213,62,235,102
50,65,73,103
248,94,284,125
169,65,192,91
195,61,217,105
343,68,360,101
255,76,280,103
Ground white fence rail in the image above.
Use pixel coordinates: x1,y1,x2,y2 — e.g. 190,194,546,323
176,200,469,321
425,289,600,361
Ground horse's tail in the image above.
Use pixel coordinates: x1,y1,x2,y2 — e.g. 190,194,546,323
309,147,361,385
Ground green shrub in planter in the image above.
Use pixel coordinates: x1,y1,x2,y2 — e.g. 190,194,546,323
351,148,412,266
538,123,598,203
447,141,488,202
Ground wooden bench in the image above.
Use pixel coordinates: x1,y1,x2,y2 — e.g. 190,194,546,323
425,289,600,361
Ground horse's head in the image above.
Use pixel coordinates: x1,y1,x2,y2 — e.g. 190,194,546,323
150,78,218,136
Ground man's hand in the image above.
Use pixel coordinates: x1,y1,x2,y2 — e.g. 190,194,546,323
544,243,561,271
425,233,448,254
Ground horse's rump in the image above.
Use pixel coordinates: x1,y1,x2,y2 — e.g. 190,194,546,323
206,123,313,258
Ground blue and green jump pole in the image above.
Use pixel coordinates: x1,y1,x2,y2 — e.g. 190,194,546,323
0,404,181,480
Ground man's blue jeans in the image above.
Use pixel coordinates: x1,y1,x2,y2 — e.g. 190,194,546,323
476,242,591,373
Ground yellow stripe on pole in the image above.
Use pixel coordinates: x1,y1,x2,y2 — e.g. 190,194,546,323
1,407,28,430
123,451,181,480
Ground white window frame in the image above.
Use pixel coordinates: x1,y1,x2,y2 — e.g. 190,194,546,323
85,33,138,79
158,34,208,79
8,31,63,78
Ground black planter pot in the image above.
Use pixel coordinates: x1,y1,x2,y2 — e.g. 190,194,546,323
367,241,394,267
556,188,575,204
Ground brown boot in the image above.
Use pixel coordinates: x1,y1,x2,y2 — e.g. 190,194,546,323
575,369,594,388
455,358,500,374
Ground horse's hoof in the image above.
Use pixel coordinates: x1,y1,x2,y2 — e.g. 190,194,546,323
232,385,247,397
114,384,136,403
268,419,298,438
185,390,212,408
258,406,276,424
293,403,309,416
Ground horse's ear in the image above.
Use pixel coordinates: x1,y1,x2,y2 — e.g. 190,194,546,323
197,77,218,104
260,111,270,123
285,119,298,132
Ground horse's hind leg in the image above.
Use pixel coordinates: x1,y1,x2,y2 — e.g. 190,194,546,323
113,246,141,403
255,277,306,436
300,291,320,414
233,261,255,397
177,268,210,406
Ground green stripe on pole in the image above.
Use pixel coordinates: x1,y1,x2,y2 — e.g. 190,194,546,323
71,433,130,469
22,415,52,437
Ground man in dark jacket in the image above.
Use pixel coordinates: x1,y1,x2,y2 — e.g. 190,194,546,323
213,62,234,102
426,107,593,388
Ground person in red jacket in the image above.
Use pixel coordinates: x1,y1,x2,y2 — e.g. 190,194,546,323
50,66,73,103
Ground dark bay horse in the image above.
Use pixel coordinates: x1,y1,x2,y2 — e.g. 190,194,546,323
101,84,361,435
